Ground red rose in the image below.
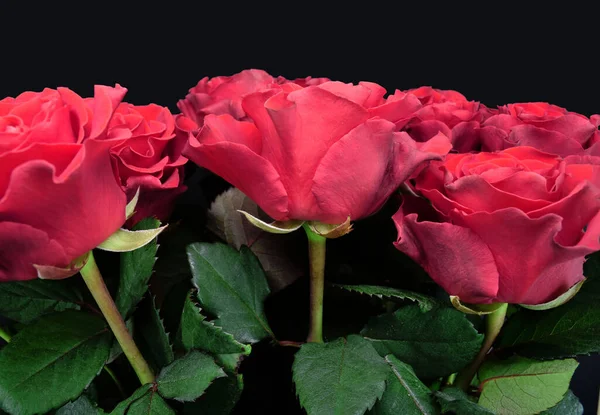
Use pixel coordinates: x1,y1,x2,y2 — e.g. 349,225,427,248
396,86,494,153
394,147,600,305
183,80,451,224
100,102,193,224
0,86,128,281
480,102,599,156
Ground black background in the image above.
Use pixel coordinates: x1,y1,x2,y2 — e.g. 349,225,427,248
2,3,599,413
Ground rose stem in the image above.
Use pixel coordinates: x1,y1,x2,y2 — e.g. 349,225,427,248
0,326,11,343
454,303,508,391
304,224,326,343
80,251,155,384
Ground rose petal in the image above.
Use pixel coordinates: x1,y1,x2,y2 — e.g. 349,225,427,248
0,222,69,281
183,124,289,220
312,120,447,223
452,208,594,304
509,124,584,157
0,139,127,260
393,210,499,303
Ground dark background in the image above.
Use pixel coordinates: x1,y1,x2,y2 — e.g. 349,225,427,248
2,3,599,413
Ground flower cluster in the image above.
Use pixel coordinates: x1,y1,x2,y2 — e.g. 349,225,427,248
2,69,599,308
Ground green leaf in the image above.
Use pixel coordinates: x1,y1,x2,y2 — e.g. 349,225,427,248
134,296,174,371
361,305,483,378
0,311,111,415
292,335,389,415
207,188,303,292
178,291,250,355
370,355,439,415
182,374,244,415
157,350,226,402
214,353,245,373
540,390,583,415
111,385,175,415
109,386,150,414
56,395,104,415
187,243,274,343
497,280,600,358
478,356,578,415
116,218,160,318
0,279,82,324
435,388,493,415
333,284,436,312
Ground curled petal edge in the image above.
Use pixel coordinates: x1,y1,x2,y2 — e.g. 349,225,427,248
35,251,91,280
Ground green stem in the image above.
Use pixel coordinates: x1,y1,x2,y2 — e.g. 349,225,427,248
304,225,326,343
103,365,126,398
0,326,11,343
454,303,508,391
80,251,155,385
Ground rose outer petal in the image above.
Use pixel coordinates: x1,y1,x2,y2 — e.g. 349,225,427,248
0,139,127,265
393,210,499,303
183,116,289,221
452,208,594,304
0,222,69,281
312,120,450,223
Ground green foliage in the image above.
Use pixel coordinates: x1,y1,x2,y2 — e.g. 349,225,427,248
182,375,244,415
293,335,389,415
0,279,82,324
134,296,174,372
361,305,483,378
540,390,583,415
207,187,304,292
333,284,437,312
477,356,578,414
370,355,439,415
498,275,600,359
178,291,250,355
110,385,175,415
0,311,111,415
187,242,274,343
157,350,225,402
116,218,161,318
435,388,494,414
56,395,104,415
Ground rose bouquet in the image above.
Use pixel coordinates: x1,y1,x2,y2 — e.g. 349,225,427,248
0,69,598,415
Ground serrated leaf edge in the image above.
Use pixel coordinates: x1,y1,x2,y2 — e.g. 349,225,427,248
185,292,252,356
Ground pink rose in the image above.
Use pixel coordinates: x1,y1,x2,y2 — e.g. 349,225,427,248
480,102,599,156
101,102,193,224
396,86,494,152
394,147,600,305
183,80,450,224
178,70,331,128
0,86,128,281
